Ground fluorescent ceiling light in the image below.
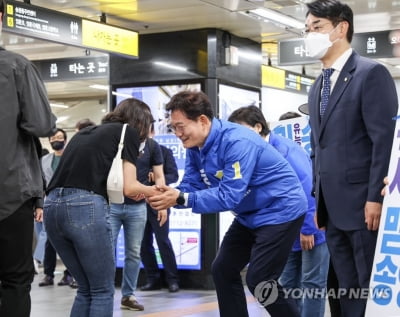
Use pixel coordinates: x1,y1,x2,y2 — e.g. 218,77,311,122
153,61,188,72
246,8,304,30
89,84,139,99
111,91,133,99
50,103,69,108
89,84,109,90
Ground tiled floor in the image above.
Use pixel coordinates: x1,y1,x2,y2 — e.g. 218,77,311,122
31,269,269,317
30,266,335,316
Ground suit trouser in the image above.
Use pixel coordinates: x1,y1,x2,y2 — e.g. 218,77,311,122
0,199,35,317
212,216,304,317
326,220,377,317
327,259,341,317
140,205,178,285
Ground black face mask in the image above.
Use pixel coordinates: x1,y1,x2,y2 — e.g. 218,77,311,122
50,141,65,151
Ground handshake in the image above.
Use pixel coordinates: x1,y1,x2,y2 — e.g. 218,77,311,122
129,185,181,227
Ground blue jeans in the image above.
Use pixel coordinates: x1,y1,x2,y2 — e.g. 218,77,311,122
109,202,147,297
44,188,115,317
33,221,46,263
279,242,329,317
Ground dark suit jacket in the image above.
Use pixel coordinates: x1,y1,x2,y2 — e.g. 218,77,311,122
308,51,398,230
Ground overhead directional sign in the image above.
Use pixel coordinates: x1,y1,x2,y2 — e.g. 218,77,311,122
33,56,109,81
279,31,396,65
3,0,138,58
262,65,314,94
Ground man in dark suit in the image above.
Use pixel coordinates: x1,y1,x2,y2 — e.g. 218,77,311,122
305,1,398,316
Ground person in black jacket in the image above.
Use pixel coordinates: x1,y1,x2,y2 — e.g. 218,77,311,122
140,126,180,293
0,1,57,315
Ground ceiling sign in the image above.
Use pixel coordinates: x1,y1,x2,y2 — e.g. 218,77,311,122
352,31,394,58
278,38,318,66
33,56,109,81
262,65,285,89
279,31,396,65
262,65,314,94
3,0,139,58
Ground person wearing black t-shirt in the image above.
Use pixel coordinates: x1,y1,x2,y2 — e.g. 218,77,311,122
43,98,159,317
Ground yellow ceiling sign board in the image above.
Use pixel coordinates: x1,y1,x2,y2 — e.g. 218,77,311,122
262,42,278,55
262,65,285,89
82,20,139,57
3,0,139,59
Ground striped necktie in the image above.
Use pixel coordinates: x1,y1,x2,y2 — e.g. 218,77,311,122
320,68,334,117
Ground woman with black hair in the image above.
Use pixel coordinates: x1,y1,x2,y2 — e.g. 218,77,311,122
43,98,159,317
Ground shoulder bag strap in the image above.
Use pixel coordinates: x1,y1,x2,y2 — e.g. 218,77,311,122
117,123,128,155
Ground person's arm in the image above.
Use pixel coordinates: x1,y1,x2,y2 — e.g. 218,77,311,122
161,146,179,185
363,64,398,230
34,207,43,222
152,164,165,187
123,161,159,198
149,138,259,213
284,146,318,250
152,164,168,226
18,60,56,137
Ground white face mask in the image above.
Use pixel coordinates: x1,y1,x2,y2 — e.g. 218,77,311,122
304,32,333,59
139,140,146,153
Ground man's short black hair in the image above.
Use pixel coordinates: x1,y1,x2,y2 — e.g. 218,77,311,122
228,105,271,137
75,118,95,131
0,0,4,15
306,0,354,43
49,128,67,141
279,111,301,121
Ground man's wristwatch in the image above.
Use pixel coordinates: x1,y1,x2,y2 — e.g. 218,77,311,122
176,191,186,206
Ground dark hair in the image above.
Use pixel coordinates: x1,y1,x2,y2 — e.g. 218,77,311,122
49,128,67,141
102,98,152,142
165,91,213,121
279,111,301,121
0,0,4,15
306,0,354,43
75,118,96,131
228,105,270,137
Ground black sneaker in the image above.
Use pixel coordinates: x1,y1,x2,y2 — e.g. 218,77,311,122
58,274,73,286
121,296,144,311
69,279,78,289
168,282,180,293
140,281,161,291
38,276,54,287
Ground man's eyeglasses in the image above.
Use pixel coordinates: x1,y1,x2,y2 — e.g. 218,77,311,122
168,124,186,134
302,22,332,36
